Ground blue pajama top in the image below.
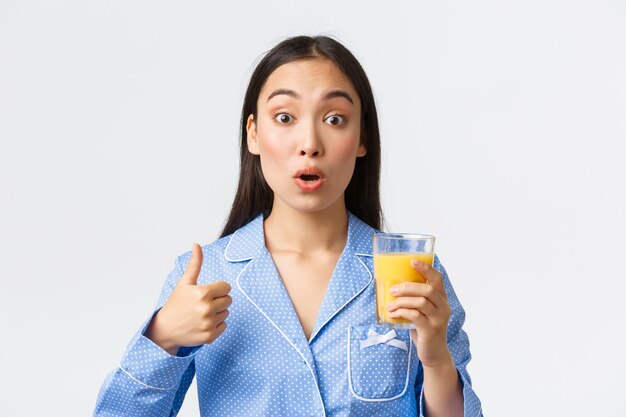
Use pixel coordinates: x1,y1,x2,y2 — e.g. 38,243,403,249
94,212,483,416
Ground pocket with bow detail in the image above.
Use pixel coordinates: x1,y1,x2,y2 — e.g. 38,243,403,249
347,325,414,401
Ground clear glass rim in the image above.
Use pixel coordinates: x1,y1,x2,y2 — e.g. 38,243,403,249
373,232,435,240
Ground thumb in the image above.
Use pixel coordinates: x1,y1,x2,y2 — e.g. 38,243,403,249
179,243,203,285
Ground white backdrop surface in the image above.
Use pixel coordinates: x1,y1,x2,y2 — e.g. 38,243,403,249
1,1,625,416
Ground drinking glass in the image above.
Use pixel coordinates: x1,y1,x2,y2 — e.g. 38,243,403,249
373,233,436,329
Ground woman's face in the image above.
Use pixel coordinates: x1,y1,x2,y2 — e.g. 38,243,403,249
246,58,366,214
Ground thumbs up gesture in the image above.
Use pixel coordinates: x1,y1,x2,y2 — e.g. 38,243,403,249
145,244,232,355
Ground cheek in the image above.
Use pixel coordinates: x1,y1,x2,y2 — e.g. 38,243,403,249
256,133,293,187
259,137,291,165
336,140,360,159
330,139,362,184
332,128,363,162
256,124,291,162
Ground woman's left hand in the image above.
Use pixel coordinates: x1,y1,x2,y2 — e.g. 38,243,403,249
386,260,452,368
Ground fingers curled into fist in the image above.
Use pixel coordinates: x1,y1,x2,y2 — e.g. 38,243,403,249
145,243,233,355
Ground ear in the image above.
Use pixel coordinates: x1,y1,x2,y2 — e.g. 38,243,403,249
356,142,367,157
246,114,260,155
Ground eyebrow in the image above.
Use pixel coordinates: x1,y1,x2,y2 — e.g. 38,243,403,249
322,89,354,104
266,88,354,104
266,89,300,102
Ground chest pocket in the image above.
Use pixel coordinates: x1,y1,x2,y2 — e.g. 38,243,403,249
347,325,414,401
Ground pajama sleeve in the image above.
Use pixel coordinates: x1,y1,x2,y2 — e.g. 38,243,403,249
414,255,483,417
94,254,200,417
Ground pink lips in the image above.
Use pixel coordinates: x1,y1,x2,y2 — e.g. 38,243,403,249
294,167,325,192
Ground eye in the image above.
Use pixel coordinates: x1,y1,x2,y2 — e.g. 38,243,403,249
273,113,294,124
324,114,346,126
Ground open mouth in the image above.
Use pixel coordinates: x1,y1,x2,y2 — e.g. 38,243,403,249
294,167,324,192
300,174,320,182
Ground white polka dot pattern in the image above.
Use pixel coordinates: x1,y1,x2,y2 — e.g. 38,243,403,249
348,326,413,401
94,212,483,416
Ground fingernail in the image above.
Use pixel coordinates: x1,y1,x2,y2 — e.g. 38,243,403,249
390,286,398,295
386,302,394,310
411,260,424,268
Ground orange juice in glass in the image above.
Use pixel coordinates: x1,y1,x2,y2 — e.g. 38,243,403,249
373,233,435,329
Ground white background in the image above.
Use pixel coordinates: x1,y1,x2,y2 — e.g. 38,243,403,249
1,1,625,416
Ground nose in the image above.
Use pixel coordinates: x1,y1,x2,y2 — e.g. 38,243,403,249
300,147,319,157
299,123,323,157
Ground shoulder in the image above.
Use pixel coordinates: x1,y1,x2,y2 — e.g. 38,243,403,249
348,212,378,256
168,234,238,287
175,234,232,272
174,215,264,281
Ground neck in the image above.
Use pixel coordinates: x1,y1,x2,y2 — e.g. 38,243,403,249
263,199,349,254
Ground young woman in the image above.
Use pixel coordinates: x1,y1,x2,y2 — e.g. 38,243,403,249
94,36,482,417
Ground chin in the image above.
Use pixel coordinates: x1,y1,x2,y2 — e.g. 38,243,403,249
288,201,331,213
279,194,346,215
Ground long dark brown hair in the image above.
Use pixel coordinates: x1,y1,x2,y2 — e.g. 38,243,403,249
220,35,383,237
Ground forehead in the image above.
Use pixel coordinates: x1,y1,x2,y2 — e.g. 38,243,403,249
259,58,359,100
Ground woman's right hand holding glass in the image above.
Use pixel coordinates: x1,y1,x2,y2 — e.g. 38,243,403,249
145,243,232,356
